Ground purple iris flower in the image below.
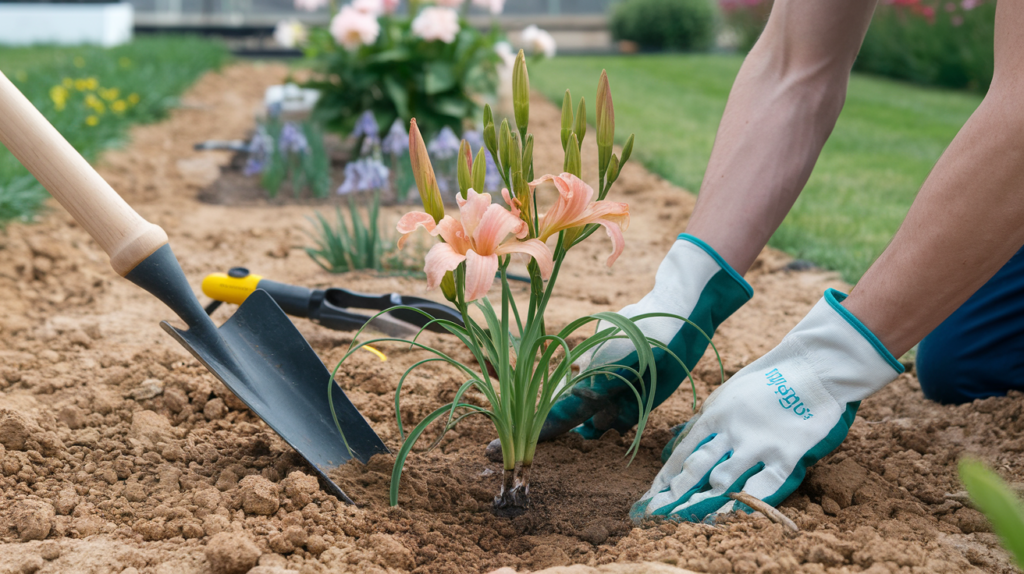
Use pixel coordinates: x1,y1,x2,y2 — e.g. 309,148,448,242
381,119,409,156
337,158,390,194
244,127,273,176
278,122,308,155
428,126,460,160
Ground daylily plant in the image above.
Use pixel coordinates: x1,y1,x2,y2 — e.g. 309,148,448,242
331,53,704,511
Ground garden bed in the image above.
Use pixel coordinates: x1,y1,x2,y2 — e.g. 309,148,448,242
0,63,1020,574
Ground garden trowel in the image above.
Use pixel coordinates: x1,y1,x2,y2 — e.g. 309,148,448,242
0,71,387,505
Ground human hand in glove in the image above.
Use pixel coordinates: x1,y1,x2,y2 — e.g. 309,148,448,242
630,289,903,524
538,234,753,441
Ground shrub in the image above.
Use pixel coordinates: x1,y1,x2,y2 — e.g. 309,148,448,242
610,0,716,52
856,0,995,92
718,0,995,93
302,3,501,140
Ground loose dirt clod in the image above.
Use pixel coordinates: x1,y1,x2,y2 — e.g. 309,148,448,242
205,532,261,574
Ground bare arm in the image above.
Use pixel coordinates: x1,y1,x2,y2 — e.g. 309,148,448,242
685,0,878,274
843,0,1024,358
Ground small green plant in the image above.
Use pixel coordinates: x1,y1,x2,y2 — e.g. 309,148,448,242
610,0,716,52
959,458,1024,568
0,175,48,227
247,119,331,199
330,52,717,512
306,195,389,273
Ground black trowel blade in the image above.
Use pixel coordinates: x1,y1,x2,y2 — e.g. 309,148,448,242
161,289,388,504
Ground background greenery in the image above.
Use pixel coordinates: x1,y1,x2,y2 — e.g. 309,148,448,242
532,54,983,282
609,0,716,52
0,36,230,226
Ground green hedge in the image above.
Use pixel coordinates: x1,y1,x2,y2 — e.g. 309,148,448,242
610,0,717,51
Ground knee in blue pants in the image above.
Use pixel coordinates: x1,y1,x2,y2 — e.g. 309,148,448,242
917,247,1024,405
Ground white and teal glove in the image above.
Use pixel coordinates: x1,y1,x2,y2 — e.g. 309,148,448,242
630,288,903,524
539,234,753,441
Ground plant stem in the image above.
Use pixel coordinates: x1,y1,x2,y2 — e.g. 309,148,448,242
494,462,531,510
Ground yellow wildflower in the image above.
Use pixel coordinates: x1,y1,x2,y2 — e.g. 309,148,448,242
99,87,120,101
84,94,105,114
50,86,68,111
85,115,99,126
111,100,127,113
62,78,73,89
84,77,98,91
73,57,86,68
74,79,88,91
127,93,140,105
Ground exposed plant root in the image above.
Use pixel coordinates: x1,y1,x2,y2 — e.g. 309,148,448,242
728,491,799,533
493,463,531,515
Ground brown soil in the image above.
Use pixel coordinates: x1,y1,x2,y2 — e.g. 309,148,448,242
0,62,1021,574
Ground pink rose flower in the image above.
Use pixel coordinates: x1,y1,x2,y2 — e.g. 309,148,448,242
330,5,381,50
411,7,461,44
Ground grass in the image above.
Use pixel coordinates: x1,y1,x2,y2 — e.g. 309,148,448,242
531,54,984,282
0,36,230,226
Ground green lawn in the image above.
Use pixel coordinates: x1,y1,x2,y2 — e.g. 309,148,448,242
532,54,984,282
0,36,230,225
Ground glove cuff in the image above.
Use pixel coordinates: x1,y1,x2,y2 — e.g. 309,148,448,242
677,234,753,302
785,288,904,405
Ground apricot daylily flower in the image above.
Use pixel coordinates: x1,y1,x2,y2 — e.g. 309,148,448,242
529,173,629,266
398,188,554,301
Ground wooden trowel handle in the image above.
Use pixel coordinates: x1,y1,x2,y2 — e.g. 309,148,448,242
0,70,168,276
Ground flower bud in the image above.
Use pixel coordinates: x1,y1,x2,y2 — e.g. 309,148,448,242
499,119,512,179
560,90,573,152
563,133,581,179
573,97,587,148
440,270,458,303
472,148,487,193
457,139,472,199
522,134,534,182
508,132,522,183
483,104,498,162
596,70,614,180
409,119,444,223
512,49,530,138
620,133,634,167
606,154,620,189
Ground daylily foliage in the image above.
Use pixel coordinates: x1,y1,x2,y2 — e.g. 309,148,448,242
330,52,703,511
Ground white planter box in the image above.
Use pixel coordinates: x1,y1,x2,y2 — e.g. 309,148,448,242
0,3,133,47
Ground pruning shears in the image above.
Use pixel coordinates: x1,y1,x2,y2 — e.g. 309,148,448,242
201,267,464,337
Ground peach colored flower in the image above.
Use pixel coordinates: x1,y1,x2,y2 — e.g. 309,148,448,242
398,189,554,301
529,173,629,266
411,7,461,43
330,6,380,50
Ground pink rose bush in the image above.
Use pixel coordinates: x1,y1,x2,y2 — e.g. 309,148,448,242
330,57,655,513
304,0,505,137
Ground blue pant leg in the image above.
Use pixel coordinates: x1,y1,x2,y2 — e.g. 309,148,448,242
917,246,1024,404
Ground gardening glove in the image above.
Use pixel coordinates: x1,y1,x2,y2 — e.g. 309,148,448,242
630,288,903,524
540,233,753,441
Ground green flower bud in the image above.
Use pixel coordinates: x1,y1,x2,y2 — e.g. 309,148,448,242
596,69,614,148
560,90,573,152
499,118,512,180
512,50,530,139
573,97,587,148
457,139,472,199
472,148,487,193
563,133,581,179
440,270,457,303
620,133,634,167
408,119,444,223
606,153,620,190
508,131,522,187
522,134,534,182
